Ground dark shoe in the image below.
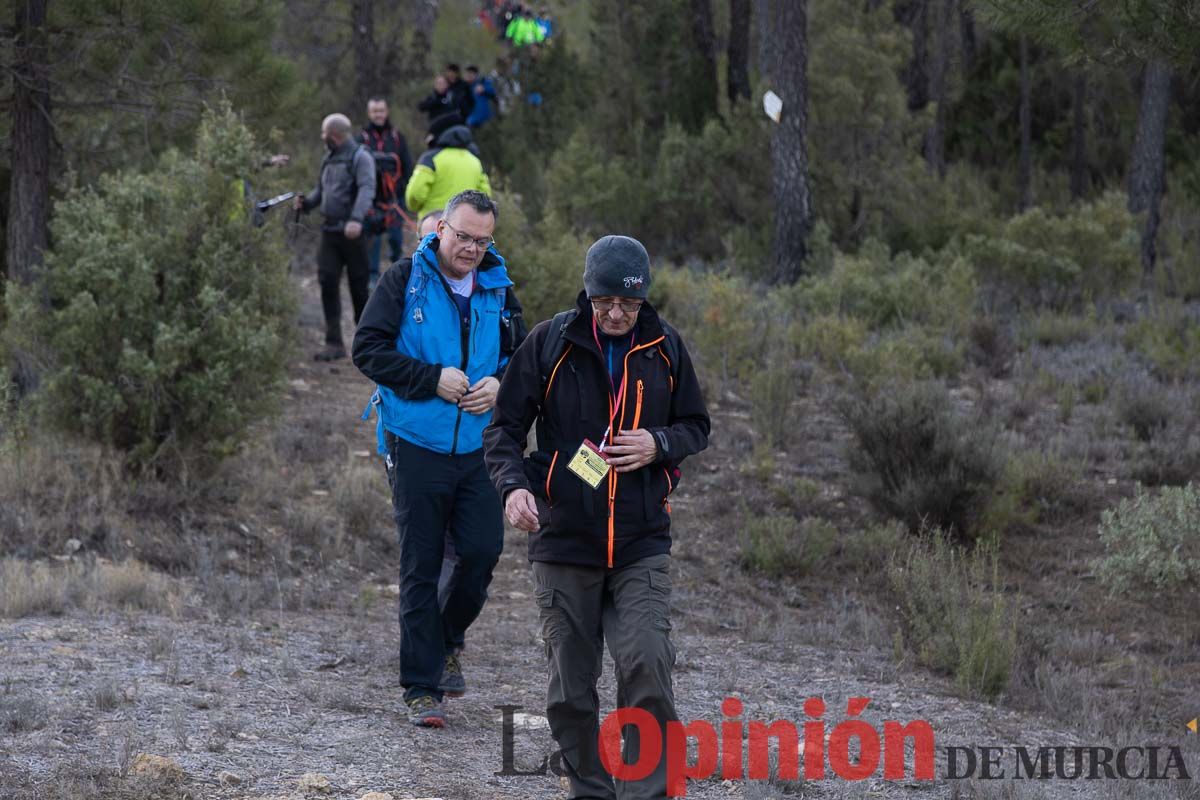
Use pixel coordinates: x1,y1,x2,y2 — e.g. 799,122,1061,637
405,694,446,728
438,652,466,697
314,345,346,362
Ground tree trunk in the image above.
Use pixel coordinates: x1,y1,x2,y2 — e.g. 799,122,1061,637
895,0,930,111
1128,59,1172,275
1070,72,1087,201
409,0,439,83
351,0,380,112
770,0,813,284
1018,35,1032,211
925,0,952,178
727,0,752,104
959,1,977,71
7,0,52,288
689,0,719,122
755,0,775,81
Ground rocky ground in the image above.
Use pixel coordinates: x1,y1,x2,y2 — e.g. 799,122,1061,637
2,269,1198,800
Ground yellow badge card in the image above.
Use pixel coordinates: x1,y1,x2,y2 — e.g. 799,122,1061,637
566,439,610,489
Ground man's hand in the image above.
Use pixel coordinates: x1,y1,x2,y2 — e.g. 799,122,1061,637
293,194,305,211
605,429,658,473
345,220,363,239
437,367,470,403
505,488,541,532
459,376,499,414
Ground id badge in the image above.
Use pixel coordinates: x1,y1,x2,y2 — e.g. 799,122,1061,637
566,438,610,489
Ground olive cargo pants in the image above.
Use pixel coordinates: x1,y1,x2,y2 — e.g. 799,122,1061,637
532,553,678,800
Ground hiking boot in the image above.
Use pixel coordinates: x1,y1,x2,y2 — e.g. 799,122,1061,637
405,694,446,728
313,345,346,362
438,652,466,697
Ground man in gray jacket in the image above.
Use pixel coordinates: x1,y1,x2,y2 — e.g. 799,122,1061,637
295,113,376,361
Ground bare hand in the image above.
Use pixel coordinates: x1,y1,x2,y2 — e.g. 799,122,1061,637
293,194,305,211
344,220,363,239
605,429,658,473
459,377,499,414
437,367,470,403
505,488,541,532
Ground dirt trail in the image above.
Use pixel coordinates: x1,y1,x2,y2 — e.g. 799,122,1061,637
0,273,1175,800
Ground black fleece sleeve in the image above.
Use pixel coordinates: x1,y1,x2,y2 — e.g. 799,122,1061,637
484,319,549,500
647,333,710,464
351,261,442,399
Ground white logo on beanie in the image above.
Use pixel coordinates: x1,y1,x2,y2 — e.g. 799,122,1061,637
623,276,645,288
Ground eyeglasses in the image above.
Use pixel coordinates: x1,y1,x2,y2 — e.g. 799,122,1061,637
442,220,495,251
590,298,644,314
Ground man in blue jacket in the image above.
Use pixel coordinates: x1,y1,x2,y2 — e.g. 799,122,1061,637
464,65,496,129
352,190,522,728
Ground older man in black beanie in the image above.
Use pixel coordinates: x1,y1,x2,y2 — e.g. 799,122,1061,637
484,235,710,800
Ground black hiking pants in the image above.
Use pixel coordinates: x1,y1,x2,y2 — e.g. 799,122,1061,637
317,230,370,347
386,432,504,702
533,554,678,800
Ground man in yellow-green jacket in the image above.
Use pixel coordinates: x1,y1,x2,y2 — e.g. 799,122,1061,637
404,113,492,221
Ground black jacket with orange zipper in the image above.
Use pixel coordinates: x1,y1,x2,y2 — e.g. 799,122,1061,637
483,292,711,569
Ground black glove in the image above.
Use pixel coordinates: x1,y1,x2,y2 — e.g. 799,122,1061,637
523,450,554,496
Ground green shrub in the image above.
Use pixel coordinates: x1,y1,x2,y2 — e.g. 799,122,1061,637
1114,378,1176,442
1001,448,1089,526
750,360,802,451
965,316,1015,378
1123,300,1200,382
651,268,790,396
5,103,294,471
967,192,1139,309
1094,484,1200,597
740,514,836,578
887,530,1016,699
841,519,906,573
798,240,976,332
842,381,1004,539
1018,310,1099,348
494,204,588,326
1130,415,1200,487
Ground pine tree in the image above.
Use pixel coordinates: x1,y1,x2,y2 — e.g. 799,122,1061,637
2,0,299,289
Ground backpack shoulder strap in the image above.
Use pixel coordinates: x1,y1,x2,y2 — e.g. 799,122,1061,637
539,309,578,389
657,320,682,392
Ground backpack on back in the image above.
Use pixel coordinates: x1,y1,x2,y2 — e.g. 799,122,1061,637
537,309,679,395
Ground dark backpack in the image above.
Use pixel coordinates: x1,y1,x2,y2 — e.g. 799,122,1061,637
386,258,526,358
538,308,679,393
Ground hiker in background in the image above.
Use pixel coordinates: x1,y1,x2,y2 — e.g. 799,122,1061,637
445,63,477,121
418,210,443,238
483,235,710,798
294,113,375,361
227,152,291,228
506,8,545,47
357,97,413,291
405,113,492,222
353,190,526,728
418,74,456,123
464,65,497,130
536,8,553,40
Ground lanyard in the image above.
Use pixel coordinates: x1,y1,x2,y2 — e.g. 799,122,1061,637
592,318,634,451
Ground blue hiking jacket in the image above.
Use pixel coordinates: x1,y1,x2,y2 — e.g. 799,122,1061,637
353,234,513,456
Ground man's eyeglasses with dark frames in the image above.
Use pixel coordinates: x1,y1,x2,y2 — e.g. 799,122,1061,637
442,220,495,251
590,299,644,314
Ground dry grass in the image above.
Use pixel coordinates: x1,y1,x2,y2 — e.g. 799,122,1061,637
0,558,178,618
